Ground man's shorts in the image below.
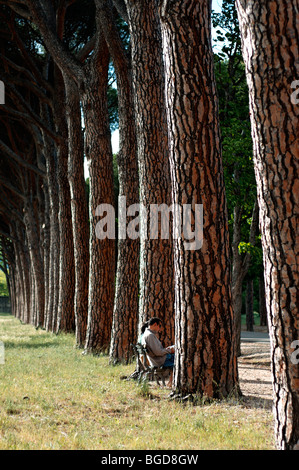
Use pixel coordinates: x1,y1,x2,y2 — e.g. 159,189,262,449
164,353,175,368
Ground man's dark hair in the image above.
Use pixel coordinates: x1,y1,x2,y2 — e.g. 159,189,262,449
148,317,162,326
140,321,149,334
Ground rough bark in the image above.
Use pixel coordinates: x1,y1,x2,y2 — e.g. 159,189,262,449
10,223,25,322
54,67,75,334
42,181,50,326
245,278,254,332
231,204,243,345
124,0,175,346
259,275,267,328
15,222,31,324
41,130,59,332
25,1,116,352
236,0,299,450
83,38,116,354
23,194,45,327
96,0,140,363
64,75,90,348
159,0,238,397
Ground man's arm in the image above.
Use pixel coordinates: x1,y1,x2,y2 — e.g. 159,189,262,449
144,332,168,357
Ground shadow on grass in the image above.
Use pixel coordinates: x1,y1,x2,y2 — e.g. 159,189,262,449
0,313,65,350
239,395,273,410
2,339,61,350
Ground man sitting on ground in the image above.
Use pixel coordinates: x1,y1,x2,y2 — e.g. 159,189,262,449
141,317,175,369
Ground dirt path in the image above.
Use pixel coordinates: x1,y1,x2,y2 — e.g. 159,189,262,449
238,327,273,408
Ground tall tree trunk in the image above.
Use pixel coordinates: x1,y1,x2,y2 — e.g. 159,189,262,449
159,0,238,397
83,38,116,353
42,182,50,325
124,0,175,346
10,223,25,322
96,0,140,363
231,202,244,354
259,275,267,328
64,75,90,348
236,0,299,450
42,136,60,332
24,0,115,352
39,93,60,332
232,198,259,355
109,84,139,363
15,222,31,324
245,278,254,332
23,194,45,327
54,68,75,334
9,265,16,317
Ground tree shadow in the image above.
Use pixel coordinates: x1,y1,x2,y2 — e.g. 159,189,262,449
2,339,61,350
239,394,273,410
240,377,272,385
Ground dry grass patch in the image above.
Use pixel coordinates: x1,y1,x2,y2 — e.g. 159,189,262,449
0,313,275,450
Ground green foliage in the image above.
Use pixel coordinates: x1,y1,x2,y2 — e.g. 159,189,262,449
0,271,8,296
221,118,255,215
212,0,241,59
238,241,262,262
212,0,264,287
213,0,259,264
64,0,96,53
237,228,264,279
137,378,151,397
108,85,119,132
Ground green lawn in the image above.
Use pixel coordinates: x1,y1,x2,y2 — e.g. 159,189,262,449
0,313,275,450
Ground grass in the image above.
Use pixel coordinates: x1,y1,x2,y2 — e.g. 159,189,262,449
0,313,275,450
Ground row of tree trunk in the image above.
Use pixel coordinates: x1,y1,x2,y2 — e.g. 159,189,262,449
0,0,298,450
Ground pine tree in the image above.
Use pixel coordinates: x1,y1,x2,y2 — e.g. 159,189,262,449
236,0,299,450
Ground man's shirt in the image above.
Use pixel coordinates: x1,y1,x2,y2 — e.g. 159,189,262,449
141,328,169,367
